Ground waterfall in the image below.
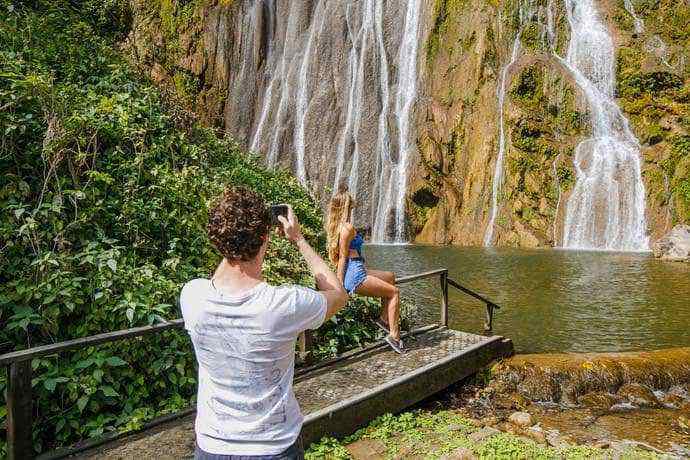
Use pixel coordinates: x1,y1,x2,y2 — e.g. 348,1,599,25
294,1,326,185
332,0,375,201
546,0,557,49
246,1,423,243
370,0,392,241
485,0,648,251
560,0,648,251
392,0,423,242
623,0,645,34
371,0,423,243
484,4,531,246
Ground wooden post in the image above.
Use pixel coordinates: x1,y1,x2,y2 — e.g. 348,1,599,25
7,360,33,460
439,271,449,327
298,330,313,364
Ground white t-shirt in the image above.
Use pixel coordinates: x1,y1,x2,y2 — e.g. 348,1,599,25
180,279,327,456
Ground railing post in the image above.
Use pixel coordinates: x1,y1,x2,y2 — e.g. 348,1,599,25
439,271,449,327
7,360,33,460
484,304,495,332
298,330,313,365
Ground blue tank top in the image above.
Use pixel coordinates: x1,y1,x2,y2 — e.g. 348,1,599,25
349,233,364,257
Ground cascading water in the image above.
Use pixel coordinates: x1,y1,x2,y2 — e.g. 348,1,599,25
560,0,648,251
623,0,644,35
246,0,423,243
391,0,424,242
332,0,375,201
485,0,648,251
484,3,531,246
370,0,392,240
294,1,326,184
372,0,423,243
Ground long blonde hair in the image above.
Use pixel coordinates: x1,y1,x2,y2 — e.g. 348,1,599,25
326,188,353,265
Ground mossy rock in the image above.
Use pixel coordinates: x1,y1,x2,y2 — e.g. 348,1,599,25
618,71,684,98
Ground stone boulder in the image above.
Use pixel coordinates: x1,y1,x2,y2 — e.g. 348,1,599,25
578,391,621,412
439,447,477,460
616,383,660,408
508,411,533,427
653,225,690,261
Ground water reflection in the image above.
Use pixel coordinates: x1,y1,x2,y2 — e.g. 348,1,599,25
364,245,690,353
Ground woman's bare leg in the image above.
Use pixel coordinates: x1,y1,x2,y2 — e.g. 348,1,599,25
355,274,400,339
366,269,397,324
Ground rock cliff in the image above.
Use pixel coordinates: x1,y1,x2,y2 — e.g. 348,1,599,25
126,0,689,247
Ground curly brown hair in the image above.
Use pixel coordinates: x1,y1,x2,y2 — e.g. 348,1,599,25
207,186,271,261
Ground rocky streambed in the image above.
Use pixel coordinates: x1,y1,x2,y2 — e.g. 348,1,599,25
437,348,690,458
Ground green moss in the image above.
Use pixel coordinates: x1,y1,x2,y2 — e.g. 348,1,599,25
660,136,690,222
520,22,541,50
481,26,499,75
557,165,575,191
616,46,644,81
511,66,541,102
618,71,684,98
644,123,666,146
425,0,476,65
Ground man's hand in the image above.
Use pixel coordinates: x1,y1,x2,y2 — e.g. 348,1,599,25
277,205,304,243
278,205,347,320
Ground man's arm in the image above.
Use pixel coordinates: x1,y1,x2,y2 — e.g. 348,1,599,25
278,207,348,321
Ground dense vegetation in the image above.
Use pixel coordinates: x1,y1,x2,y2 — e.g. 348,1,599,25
0,1,380,455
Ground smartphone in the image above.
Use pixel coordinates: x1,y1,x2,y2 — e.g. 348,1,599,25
270,204,289,226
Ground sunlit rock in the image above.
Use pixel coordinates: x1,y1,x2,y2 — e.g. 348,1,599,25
653,225,690,261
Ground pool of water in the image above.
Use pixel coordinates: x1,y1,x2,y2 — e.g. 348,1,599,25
364,245,690,354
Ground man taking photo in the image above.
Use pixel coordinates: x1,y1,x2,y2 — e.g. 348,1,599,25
180,186,348,460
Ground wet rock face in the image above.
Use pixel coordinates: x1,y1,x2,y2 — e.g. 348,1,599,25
653,225,690,261
128,0,431,240
128,0,689,245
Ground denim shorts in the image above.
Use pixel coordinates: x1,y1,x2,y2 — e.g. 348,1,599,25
194,436,304,460
343,257,367,294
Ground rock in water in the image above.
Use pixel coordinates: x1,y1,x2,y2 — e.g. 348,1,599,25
616,383,660,408
508,411,533,427
578,392,621,412
653,225,690,261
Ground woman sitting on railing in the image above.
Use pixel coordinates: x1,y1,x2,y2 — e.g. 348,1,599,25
326,184,404,354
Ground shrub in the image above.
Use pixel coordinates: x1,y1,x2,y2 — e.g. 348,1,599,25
0,1,380,455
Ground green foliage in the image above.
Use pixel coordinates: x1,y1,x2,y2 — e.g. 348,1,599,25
618,71,684,98
664,136,690,221
612,0,689,225
0,0,381,455
511,67,541,102
520,22,541,50
305,437,351,460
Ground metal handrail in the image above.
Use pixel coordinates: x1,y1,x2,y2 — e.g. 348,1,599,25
2,268,502,460
446,277,501,331
1,268,453,460
0,320,185,366
296,268,449,361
